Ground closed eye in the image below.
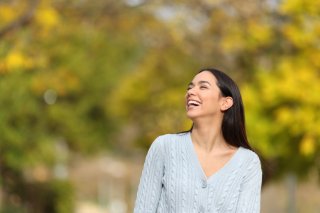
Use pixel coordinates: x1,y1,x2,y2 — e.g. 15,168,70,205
187,83,194,91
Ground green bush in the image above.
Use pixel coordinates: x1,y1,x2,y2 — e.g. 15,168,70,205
0,179,74,213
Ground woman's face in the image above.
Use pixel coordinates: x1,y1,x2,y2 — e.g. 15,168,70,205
185,71,227,120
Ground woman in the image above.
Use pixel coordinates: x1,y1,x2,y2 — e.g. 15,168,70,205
134,68,262,213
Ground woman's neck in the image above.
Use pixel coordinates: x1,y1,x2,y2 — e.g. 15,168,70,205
191,120,228,153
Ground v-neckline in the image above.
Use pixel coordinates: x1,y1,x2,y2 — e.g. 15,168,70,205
186,132,242,182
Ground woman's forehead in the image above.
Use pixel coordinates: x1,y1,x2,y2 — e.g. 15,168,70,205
192,71,217,83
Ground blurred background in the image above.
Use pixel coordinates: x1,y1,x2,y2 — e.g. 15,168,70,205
0,0,319,212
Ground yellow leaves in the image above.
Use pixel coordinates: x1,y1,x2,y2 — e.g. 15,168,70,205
247,20,272,45
282,24,316,48
221,20,272,52
0,46,49,74
107,68,151,118
3,52,25,71
280,0,302,14
221,25,244,52
256,59,320,106
0,51,34,74
35,8,60,29
6,51,32,69
300,135,316,156
107,52,160,118
31,69,80,96
281,0,320,48
310,50,320,68
275,107,292,125
0,4,60,74
242,84,260,110
0,1,60,34
243,56,320,159
0,2,29,26
253,70,278,103
0,6,17,24
274,106,315,137
35,7,60,32
280,0,320,16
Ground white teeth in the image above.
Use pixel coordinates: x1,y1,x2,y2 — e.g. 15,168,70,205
188,100,200,106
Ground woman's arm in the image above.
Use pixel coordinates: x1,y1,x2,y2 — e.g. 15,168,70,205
134,136,165,213
236,153,263,213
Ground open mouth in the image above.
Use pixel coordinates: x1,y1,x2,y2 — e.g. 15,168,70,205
187,100,201,108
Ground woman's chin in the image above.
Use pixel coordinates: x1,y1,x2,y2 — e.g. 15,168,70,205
186,111,200,119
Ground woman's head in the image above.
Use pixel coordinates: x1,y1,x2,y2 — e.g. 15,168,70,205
186,68,251,150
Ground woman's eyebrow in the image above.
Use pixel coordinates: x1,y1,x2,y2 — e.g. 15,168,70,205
188,80,211,87
188,82,194,87
198,80,211,85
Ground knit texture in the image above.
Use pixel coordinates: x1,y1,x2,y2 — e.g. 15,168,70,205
134,132,262,213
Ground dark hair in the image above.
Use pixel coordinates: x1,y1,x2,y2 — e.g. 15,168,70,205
187,68,252,150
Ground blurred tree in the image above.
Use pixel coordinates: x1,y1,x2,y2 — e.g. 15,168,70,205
0,0,39,38
0,0,319,211
242,0,320,181
0,0,147,211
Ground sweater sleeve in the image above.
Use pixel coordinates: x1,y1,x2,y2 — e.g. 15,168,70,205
236,153,262,213
134,136,165,213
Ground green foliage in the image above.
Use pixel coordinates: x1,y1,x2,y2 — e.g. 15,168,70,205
0,206,27,213
6,180,74,213
0,0,320,211
0,0,146,211
46,180,74,213
241,0,320,179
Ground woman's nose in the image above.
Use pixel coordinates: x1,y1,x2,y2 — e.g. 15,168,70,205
186,87,196,97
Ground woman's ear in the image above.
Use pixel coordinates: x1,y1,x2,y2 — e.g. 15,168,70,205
221,97,233,111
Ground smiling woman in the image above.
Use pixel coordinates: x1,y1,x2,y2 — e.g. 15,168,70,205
134,68,262,213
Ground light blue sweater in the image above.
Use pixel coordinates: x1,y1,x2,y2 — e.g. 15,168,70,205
134,132,262,213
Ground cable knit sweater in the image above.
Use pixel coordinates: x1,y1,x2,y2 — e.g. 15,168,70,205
134,132,262,213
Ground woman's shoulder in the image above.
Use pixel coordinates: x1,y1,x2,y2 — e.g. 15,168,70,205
157,131,189,139
236,147,262,176
238,147,261,166
151,132,189,148
236,147,263,181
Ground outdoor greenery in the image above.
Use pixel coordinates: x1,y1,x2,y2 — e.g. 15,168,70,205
0,0,319,212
